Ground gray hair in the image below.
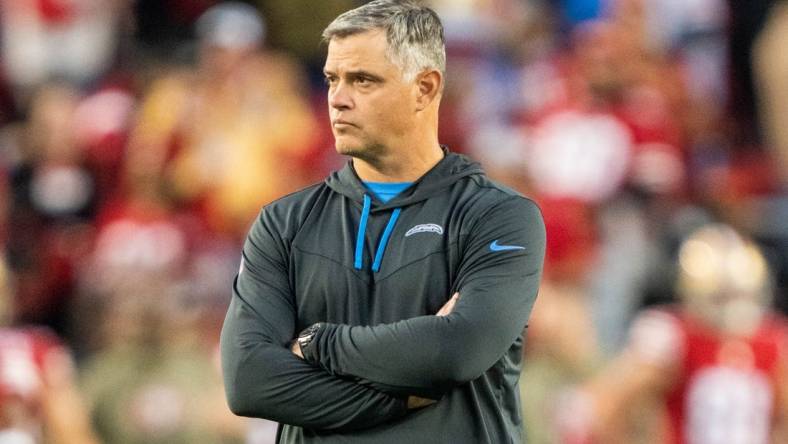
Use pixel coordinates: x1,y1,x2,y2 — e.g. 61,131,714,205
322,0,446,82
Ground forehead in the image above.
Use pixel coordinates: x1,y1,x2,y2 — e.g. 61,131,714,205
324,30,397,73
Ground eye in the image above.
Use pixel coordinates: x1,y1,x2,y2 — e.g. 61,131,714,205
324,76,338,86
356,77,371,86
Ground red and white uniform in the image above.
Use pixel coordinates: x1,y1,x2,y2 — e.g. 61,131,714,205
0,327,68,442
630,308,788,444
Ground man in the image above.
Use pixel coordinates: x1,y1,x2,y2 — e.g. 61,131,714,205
558,224,788,443
126,1,318,236
0,258,100,444
220,1,545,442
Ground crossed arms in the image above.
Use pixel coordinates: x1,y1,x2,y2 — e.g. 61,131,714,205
220,197,545,431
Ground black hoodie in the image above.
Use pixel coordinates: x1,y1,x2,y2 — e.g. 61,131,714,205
221,150,546,443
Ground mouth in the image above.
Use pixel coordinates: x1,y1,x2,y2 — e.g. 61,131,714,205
333,120,357,128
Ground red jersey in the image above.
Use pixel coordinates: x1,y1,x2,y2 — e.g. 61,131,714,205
0,326,68,439
631,308,788,444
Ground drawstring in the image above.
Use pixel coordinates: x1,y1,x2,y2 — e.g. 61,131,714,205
353,194,401,273
354,194,372,270
372,208,401,272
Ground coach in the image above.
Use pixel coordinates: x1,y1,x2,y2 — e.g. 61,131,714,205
220,1,545,442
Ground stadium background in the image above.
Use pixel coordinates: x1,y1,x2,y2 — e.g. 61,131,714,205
0,0,786,442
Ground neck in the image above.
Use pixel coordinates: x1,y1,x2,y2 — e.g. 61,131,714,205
353,138,443,182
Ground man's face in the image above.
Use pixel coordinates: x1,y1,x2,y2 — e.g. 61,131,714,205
324,30,417,160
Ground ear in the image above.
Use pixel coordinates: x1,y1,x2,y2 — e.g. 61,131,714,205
415,69,443,111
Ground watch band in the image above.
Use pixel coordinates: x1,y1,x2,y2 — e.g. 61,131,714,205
297,323,322,359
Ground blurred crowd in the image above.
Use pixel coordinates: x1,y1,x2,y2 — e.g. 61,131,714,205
0,0,786,443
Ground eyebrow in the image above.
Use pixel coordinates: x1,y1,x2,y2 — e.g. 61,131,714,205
323,69,384,82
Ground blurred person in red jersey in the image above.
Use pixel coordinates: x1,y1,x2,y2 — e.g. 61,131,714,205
126,1,319,238
515,14,689,354
73,125,246,443
73,149,218,354
519,15,688,203
557,223,788,444
5,82,98,336
71,83,137,205
0,257,99,444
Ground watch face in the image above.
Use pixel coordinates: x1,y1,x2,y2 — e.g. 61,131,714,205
298,324,319,348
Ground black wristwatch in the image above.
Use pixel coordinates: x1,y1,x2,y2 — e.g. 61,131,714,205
297,323,322,356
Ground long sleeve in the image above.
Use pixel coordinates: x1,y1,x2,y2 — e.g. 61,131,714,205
303,197,546,392
220,209,408,431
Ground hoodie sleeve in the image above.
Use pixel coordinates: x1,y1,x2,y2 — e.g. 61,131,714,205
220,208,408,430
302,196,545,394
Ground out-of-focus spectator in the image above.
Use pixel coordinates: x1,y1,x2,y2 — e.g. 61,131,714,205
636,0,729,107
72,84,137,203
753,1,788,185
519,198,601,443
126,2,319,237
0,257,99,444
558,224,788,443
6,83,97,335
73,92,246,441
520,279,600,443
0,1,785,442
79,277,244,444
510,8,690,352
0,0,130,107
517,14,687,202
725,0,775,146
72,149,225,353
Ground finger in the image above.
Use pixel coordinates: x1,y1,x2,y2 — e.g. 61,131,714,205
437,299,453,315
436,294,458,316
407,396,437,409
290,340,303,358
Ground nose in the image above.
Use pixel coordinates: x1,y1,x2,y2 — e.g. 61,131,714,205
328,81,353,111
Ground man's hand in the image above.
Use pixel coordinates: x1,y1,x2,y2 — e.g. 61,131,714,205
291,340,303,359
436,293,459,317
407,395,437,409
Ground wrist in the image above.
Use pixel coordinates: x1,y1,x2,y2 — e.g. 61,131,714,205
296,322,323,362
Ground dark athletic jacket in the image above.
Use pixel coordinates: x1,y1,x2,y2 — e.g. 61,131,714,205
221,150,546,443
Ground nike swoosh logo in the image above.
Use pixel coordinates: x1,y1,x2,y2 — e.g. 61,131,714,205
489,240,525,252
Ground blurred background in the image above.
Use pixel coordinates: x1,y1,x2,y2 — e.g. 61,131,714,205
0,0,786,443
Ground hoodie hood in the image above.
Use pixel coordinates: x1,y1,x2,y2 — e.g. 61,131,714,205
325,148,485,212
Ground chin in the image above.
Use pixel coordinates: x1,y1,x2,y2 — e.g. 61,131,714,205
333,132,386,159
334,139,370,158
335,141,361,157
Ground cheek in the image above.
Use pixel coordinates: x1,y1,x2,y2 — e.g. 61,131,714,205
369,91,413,133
